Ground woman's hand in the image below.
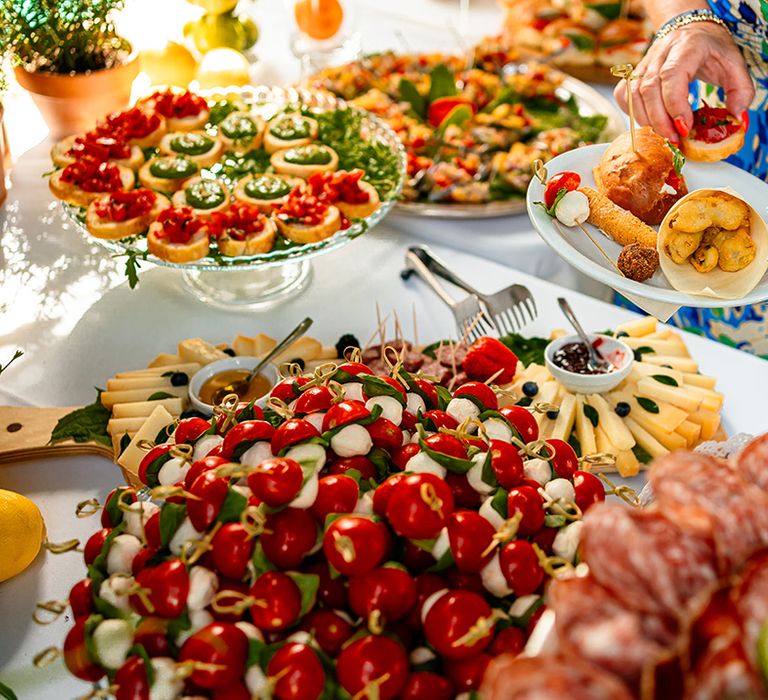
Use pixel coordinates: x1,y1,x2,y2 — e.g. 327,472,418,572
613,22,754,141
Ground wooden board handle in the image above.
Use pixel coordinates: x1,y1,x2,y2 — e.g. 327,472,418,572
0,405,113,464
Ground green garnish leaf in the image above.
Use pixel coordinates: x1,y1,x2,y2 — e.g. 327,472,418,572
633,346,655,361
632,444,654,464
652,374,679,387
217,488,248,524
427,64,458,104
50,391,111,447
585,2,621,20
159,503,187,548
668,141,685,177
566,32,595,51
491,488,509,518
583,403,599,427
500,333,549,367
0,680,18,700
399,78,427,118
537,187,567,217
0,350,23,377
147,391,175,401
286,572,320,617
635,396,660,414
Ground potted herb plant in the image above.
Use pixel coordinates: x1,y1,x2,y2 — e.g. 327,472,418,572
0,0,138,138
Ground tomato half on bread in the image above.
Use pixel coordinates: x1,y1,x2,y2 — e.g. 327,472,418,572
682,105,746,162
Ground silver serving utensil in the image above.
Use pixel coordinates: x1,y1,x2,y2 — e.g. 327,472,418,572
557,297,610,373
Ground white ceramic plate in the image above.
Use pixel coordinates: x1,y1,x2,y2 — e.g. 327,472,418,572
527,143,768,307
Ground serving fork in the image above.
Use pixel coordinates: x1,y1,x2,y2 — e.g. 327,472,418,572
402,248,496,342
407,245,537,334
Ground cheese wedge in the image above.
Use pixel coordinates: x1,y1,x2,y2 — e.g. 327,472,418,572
681,372,717,390
688,410,721,441
615,449,641,477
550,393,577,441
534,381,559,427
101,386,188,409
148,353,184,368
112,398,185,418
107,376,173,391
574,395,597,458
585,394,635,452
614,317,657,337
608,390,688,433
641,355,699,372
115,363,202,378
594,424,612,455
644,329,673,340
623,417,669,459
623,338,690,358
178,338,228,365
636,378,702,413
676,420,702,447
624,408,687,451
682,385,724,411
117,405,175,476
629,363,684,386
108,417,152,435
273,337,325,364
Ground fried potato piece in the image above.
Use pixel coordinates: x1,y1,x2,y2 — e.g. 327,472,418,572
671,192,748,233
666,229,703,264
691,244,719,273
717,227,756,272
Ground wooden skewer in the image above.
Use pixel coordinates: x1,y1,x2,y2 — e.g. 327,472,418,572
611,64,638,153
556,220,625,277
619,0,630,20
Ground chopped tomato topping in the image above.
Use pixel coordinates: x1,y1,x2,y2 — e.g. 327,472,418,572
69,132,131,162
147,90,208,119
209,202,268,240
94,188,156,222
274,191,331,227
60,159,124,192
306,169,371,205
155,207,206,244
407,152,432,177
99,107,162,140
690,105,742,143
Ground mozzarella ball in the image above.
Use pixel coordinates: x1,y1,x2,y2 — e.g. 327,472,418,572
158,456,190,486
508,594,542,619
365,395,403,426
240,440,274,469
106,534,143,575
554,190,589,227
553,520,583,562
235,621,264,642
405,450,447,479
410,647,437,665
406,393,426,417
330,424,372,457
151,658,184,700
187,566,218,610
286,442,327,473
353,491,374,515
431,527,451,560
524,458,552,485
177,608,214,646
342,382,365,402
192,434,224,461
289,473,318,509
123,501,160,541
169,517,202,557
246,664,269,697
446,397,480,426
481,553,514,597
483,417,513,443
544,478,576,503
93,619,133,669
467,454,495,495
479,496,505,529
304,412,325,432
99,575,134,613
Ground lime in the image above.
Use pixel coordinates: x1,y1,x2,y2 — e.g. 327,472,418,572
187,12,259,53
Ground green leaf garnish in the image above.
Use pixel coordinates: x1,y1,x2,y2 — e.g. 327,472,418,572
668,141,685,177
652,374,679,387
427,64,458,104
49,390,111,447
583,403,599,427
635,396,660,414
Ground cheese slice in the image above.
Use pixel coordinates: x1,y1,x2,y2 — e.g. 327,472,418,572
594,424,612,454
112,398,185,418
586,394,635,452
641,355,699,372
108,416,152,435
614,317,657,337
115,363,202,378
233,335,257,356
675,420,702,447
681,372,717,390
636,378,702,413
534,381,559,427
688,410,721,441
682,384,724,411
615,449,640,477
148,353,184,368
107,376,173,391
624,407,688,451
644,329,673,340
273,337,324,365
630,362,684,386
574,395,597,457
178,338,229,365
608,389,688,433
623,338,690,358
623,417,669,459
550,393,577,441
101,385,188,409
117,405,175,476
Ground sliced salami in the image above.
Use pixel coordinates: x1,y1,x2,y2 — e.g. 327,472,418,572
580,502,719,618
732,551,768,675
649,451,768,574
549,574,676,686
685,638,767,700
735,433,768,491
480,654,634,700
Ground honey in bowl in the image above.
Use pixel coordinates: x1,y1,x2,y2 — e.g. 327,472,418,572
199,369,272,406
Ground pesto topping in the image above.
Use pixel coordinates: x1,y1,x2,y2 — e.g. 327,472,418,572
185,179,227,209
269,115,312,141
244,175,292,200
149,157,198,179
170,132,216,156
221,114,259,141
284,145,332,166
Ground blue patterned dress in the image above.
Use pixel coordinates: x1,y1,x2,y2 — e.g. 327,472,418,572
623,1,768,358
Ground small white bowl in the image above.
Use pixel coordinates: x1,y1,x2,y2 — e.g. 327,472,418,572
544,333,632,394
189,356,280,416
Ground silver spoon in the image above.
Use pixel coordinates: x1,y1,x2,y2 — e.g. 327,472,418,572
557,298,610,373
212,317,314,405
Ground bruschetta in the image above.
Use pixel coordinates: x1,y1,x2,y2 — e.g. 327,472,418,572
233,173,304,212
51,134,145,171
211,202,277,256
171,177,231,218
274,191,342,244
147,207,210,263
139,89,210,132
159,131,223,169
85,189,169,240
104,108,168,148
218,111,265,153
139,157,199,194
49,160,135,208
264,113,319,154
306,169,381,219
271,144,339,178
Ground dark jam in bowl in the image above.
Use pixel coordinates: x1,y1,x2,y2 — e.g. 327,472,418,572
552,342,613,375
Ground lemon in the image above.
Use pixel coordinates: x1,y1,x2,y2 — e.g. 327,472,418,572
186,12,259,53
186,0,240,14
0,489,45,583
196,48,251,89
140,41,198,88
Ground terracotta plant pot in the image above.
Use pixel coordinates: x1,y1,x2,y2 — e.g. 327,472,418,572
14,54,139,139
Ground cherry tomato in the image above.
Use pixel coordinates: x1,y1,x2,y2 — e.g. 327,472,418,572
101,486,136,527
489,439,525,489
175,417,211,445
213,682,250,700
270,376,310,403
423,433,467,460
507,485,545,536
220,420,275,460
144,511,162,550
334,361,373,380
114,655,149,700
69,579,93,619
401,539,436,572
364,375,408,402
304,560,347,609
488,626,526,657
84,528,110,566
131,546,159,575
214,402,264,434
209,578,249,623
211,523,254,580
309,474,359,523
462,337,519,385
348,564,417,623
134,616,172,657
573,470,605,513
445,472,481,509
445,569,486,596
336,635,409,700
372,473,408,516
545,438,579,480
400,671,454,700
138,444,175,487
261,508,318,569
300,608,353,656
328,455,377,480
132,559,190,618
187,471,229,531
184,455,229,490
323,515,388,576
271,419,320,455
405,573,448,630
499,540,544,595
499,406,538,443
267,642,326,700
532,525,558,554
453,381,498,410
422,410,458,431
543,171,581,209
366,416,403,453
423,590,495,660
293,385,333,415
401,410,417,431
179,622,248,689
322,400,370,432
249,571,302,632
386,472,454,540
413,378,439,409
248,457,304,507
447,510,495,573
63,618,105,682
445,652,492,692
392,443,419,470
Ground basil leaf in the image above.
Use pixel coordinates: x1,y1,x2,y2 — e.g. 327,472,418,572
419,440,477,474
92,522,126,573
119,432,132,454
367,447,390,480
83,614,104,667
586,2,621,20
635,396,660,414
480,451,498,487
148,391,175,401
499,333,549,367
567,32,594,51
49,391,111,447
128,644,156,687
668,140,685,176
399,78,426,118
159,503,187,548
251,541,275,576
435,385,453,411
217,488,248,524
427,546,454,573
632,444,654,464
361,375,406,406
652,374,679,387
633,346,655,361
538,186,567,217
491,488,509,518
167,609,191,640
583,403,599,428
428,64,458,104
0,681,18,700
286,572,320,617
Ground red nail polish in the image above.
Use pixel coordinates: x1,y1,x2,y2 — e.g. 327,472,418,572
673,117,690,138
742,110,750,131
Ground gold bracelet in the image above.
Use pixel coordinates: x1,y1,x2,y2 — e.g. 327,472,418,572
653,10,728,44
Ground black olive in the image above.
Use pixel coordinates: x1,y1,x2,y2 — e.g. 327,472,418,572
170,372,189,386
222,347,236,357
546,409,560,420
291,357,306,370
180,409,207,419
616,331,630,338
615,401,631,417
335,333,361,358
522,381,539,397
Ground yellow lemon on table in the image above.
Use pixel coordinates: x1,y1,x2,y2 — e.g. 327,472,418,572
0,489,45,583
140,41,198,88
196,48,251,89
186,0,239,14
185,12,259,53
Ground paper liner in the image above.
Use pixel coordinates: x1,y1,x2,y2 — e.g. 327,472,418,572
657,188,768,300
